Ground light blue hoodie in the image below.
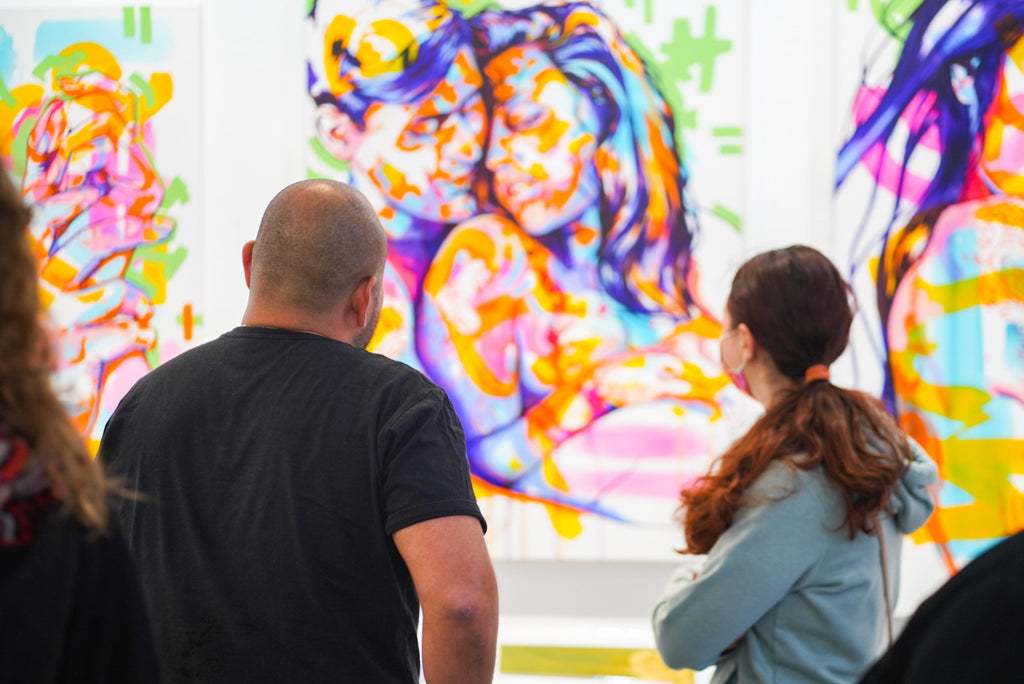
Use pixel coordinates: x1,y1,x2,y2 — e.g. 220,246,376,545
652,439,937,684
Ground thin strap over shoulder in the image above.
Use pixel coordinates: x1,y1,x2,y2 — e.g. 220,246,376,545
874,514,894,647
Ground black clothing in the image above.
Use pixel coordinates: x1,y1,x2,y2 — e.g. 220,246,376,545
859,530,1024,683
0,510,161,683
100,327,484,684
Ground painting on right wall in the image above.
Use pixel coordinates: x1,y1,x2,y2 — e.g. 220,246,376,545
834,0,1024,575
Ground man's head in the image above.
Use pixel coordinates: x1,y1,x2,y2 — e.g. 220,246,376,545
242,179,387,348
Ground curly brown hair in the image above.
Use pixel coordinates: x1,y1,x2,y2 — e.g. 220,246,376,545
0,168,109,531
678,246,910,554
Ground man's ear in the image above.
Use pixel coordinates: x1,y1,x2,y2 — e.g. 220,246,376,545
242,241,255,289
350,276,376,328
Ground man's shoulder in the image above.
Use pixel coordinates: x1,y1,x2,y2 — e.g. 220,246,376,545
135,334,232,381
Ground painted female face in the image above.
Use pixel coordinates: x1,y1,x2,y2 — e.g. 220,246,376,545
356,46,486,223
484,43,603,235
979,35,1024,194
313,0,487,224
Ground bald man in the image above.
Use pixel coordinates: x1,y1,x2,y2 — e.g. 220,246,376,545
100,180,498,684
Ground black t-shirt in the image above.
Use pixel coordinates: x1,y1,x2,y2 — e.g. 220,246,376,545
100,327,485,684
859,530,1024,683
0,510,161,683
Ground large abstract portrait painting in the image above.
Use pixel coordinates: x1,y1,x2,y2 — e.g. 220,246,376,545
0,7,201,452
305,0,749,560
835,0,1024,575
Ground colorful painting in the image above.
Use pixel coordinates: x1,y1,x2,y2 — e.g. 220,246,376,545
835,0,1024,573
305,0,749,560
0,7,201,452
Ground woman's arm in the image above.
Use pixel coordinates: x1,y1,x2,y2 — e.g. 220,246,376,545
652,467,829,670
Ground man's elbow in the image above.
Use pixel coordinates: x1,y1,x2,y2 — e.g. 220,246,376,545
425,581,497,634
437,590,498,632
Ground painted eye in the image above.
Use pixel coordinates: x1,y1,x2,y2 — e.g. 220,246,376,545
409,114,444,136
509,105,547,129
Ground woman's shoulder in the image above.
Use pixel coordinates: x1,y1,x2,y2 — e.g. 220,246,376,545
743,459,842,518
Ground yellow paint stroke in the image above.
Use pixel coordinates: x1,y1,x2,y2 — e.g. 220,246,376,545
911,437,1024,543
975,200,1024,227
918,268,1024,314
500,645,693,682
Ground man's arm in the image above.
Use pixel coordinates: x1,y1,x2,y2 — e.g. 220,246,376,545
393,515,498,684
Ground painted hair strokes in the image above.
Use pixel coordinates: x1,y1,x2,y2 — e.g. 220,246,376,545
836,0,1024,575
306,0,749,560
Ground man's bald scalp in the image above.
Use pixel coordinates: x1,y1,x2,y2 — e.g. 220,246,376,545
249,180,386,313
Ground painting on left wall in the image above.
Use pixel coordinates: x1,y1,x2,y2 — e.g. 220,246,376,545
0,6,202,452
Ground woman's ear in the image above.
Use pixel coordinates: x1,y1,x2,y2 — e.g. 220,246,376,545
736,322,756,365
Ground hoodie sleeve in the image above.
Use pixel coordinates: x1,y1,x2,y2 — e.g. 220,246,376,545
888,436,939,534
651,465,829,671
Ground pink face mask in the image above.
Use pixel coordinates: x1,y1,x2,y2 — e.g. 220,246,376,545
720,328,752,397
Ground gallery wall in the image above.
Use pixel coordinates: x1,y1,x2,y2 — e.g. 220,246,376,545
0,0,954,635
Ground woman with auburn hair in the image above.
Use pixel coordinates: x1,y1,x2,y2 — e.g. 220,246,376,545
652,246,938,683
0,168,158,682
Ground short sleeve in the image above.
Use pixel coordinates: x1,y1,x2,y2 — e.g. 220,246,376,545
378,386,485,535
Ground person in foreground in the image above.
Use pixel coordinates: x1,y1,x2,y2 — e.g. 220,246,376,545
0,169,159,681
99,179,499,684
858,528,1024,683
652,245,938,684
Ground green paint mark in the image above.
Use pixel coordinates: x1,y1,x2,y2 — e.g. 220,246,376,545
10,110,37,175
125,271,159,301
871,0,924,42
123,6,135,38
177,312,204,327
660,7,732,94
136,245,188,279
713,126,742,155
140,7,152,45
32,52,85,80
442,0,498,19
848,0,858,10
644,0,653,24
145,348,160,368
129,72,155,107
159,177,190,211
677,107,698,130
712,204,742,232
0,75,16,108
125,244,188,300
625,0,635,8
309,136,351,172
306,0,316,15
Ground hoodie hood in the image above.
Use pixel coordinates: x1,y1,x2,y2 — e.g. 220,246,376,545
886,436,939,534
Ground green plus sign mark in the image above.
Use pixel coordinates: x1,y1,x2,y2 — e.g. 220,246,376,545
661,6,732,93
444,0,496,19
871,0,925,42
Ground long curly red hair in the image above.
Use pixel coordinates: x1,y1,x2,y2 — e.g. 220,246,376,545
679,246,910,554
